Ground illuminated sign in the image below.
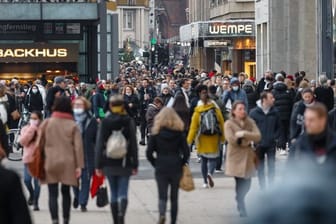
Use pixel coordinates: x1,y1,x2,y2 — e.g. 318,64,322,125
208,24,253,35
204,40,231,48
0,44,78,63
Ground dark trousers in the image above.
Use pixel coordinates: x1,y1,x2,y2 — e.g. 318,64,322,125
257,147,276,189
140,114,147,141
279,120,289,149
155,172,181,224
234,177,251,212
48,183,71,222
216,144,224,170
73,168,92,207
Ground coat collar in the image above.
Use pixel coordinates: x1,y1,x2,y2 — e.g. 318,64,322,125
52,112,74,120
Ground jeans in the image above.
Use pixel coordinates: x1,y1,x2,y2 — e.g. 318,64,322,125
23,165,40,204
279,120,290,149
257,147,276,189
234,177,251,213
73,168,92,207
201,156,217,184
107,175,130,203
155,172,181,224
48,183,71,222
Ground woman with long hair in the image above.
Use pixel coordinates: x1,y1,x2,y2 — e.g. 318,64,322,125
41,96,84,224
172,94,190,132
224,101,261,217
122,85,139,121
147,107,190,224
19,111,43,211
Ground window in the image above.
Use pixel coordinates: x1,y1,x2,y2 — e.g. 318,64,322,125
128,0,136,5
123,10,134,30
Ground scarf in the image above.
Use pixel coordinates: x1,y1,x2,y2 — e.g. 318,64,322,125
51,111,74,120
74,112,87,133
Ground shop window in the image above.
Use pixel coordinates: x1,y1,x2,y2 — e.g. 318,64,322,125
123,10,134,30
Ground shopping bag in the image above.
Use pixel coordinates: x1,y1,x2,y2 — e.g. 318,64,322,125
179,165,195,192
96,185,109,207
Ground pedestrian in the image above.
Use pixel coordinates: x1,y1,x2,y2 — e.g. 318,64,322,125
45,76,66,118
146,97,164,137
123,85,139,122
175,78,191,108
0,83,19,129
289,103,336,171
72,97,98,212
187,85,225,188
172,94,190,133
224,101,261,217
222,78,249,111
92,80,107,122
159,86,173,106
95,95,138,224
0,151,33,224
250,92,281,189
256,70,274,94
272,74,294,155
314,74,334,111
138,78,156,145
24,84,44,113
146,107,190,224
243,80,258,113
41,96,84,224
19,111,43,211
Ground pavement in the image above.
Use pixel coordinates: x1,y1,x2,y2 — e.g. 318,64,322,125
4,143,289,224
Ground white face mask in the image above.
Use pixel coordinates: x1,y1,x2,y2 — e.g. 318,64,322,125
32,89,38,94
232,86,239,91
125,92,132,96
73,108,85,115
30,119,39,126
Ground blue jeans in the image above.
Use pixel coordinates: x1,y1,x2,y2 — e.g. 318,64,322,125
201,156,217,184
73,168,92,207
107,175,130,203
24,164,41,203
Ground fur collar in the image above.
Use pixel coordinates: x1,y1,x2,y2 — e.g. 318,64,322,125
51,112,74,120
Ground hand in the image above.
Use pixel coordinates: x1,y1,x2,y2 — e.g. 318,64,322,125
129,103,133,108
96,169,103,177
75,168,81,178
132,169,138,176
235,131,245,138
96,118,101,123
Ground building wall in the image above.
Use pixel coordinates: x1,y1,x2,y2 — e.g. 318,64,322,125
256,0,317,80
210,0,255,20
188,0,210,23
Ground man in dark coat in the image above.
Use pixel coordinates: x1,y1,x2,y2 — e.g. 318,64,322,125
250,92,282,189
146,97,164,137
314,75,334,111
45,76,66,117
272,74,294,154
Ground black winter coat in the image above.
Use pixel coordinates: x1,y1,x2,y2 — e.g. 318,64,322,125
290,101,306,140
315,86,334,111
272,82,294,121
146,128,190,175
250,106,282,148
95,113,138,176
92,90,107,119
0,165,32,224
138,86,156,114
124,94,139,119
243,85,258,112
328,108,336,131
159,93,173,106
46,86,64,112
25,92,43,112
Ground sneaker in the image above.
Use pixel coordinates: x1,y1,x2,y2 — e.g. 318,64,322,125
139,140,146,146
27,196,33,206
202,183,209,189
73,198,79,209
80,205,87,212
279,150,288,156
215,169,224,173
33,204,40,211
197,157,201,163
207,174,214,188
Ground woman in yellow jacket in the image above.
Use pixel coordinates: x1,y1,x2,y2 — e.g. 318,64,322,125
187,85,225,188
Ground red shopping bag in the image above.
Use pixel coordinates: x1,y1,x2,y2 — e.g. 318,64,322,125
90,173,105,198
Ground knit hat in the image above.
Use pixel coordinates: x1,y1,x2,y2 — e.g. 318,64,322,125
275,73,284,81
54,76,65,84
230,78,239,85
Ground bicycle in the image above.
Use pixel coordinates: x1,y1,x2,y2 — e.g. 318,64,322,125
7,109,31,161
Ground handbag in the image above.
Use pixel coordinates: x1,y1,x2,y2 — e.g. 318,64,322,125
179,165,195,192
27,120,48,180
10,110,20,121
96,184,109,207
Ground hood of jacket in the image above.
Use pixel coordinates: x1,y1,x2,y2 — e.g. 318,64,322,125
158,128,182,140
255,101,277,115
243,84,254,94
273,82,288,91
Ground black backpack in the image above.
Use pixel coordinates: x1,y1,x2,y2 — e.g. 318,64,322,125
199,108,221,135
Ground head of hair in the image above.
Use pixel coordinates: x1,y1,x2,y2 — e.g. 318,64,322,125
319,74,328,87
196,85,208,95
122,85,134,95
260,91,272,103
172,94,189,113
208,85,217,94
52,96,73,114
109,94,124,107
151,107,184,135
180,78,189,87
231,100,245,118
153,97,164,106
31,110,43,120
74,96,92,110
305,102,328,119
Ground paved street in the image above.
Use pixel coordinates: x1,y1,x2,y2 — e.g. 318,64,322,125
4,144,288,224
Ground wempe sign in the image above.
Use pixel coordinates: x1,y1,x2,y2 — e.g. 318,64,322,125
203,21,255,37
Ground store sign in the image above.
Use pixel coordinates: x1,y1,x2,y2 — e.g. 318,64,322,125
204,40,230,48
0,43,79,63
203,21,255,37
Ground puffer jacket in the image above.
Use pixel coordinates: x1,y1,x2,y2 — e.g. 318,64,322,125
243,84,258,113
272,82,294,121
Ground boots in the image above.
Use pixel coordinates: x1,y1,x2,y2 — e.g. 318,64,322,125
111,203,119,224
52,220,59,224
158,216,166,224
118,199,128,224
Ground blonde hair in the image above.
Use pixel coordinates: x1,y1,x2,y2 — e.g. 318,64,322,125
74,96,92,110
152,107,184,135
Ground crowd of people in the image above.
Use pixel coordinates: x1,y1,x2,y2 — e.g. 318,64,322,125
1,63,336,223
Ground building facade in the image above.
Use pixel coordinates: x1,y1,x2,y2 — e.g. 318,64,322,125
181,0,255,77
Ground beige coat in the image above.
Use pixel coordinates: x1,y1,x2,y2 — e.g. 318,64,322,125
224,117,261,178
41,116,84,186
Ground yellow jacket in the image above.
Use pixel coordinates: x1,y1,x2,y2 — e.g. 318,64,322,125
187,100,225,154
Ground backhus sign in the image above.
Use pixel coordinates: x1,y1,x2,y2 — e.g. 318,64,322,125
204,21,255,37
0,43,79,63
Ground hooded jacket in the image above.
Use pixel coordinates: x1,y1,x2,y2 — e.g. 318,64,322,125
187,100,225,154
249,103,282,148
146,103,161,134
243,84,258,112
272,82,294,121
147,129,190,174
290,101,307,141
222,88,249,112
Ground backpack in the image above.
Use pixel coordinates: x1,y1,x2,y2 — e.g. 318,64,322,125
106,129,127,159
199,108,221,135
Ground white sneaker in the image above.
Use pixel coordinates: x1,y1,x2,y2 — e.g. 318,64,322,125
203,183,209,189
279,150,288,156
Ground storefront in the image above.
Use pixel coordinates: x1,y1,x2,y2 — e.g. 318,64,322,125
0,16,98,83
180,20,256,78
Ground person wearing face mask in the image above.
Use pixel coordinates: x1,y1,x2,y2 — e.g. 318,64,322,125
290,88,316,147
159,86,173,106
24,85,43,113
250,92,282,189
72,97,98,212
257,70,274,95
222,78,249,112
123,85,139,122
19,111,43,211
